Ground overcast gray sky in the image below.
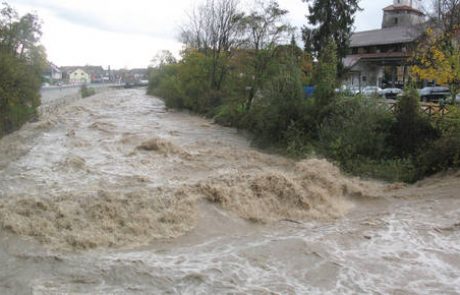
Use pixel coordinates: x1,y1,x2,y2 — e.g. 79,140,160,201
11,0,397,69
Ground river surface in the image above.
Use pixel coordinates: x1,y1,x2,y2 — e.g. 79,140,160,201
0,89,459,294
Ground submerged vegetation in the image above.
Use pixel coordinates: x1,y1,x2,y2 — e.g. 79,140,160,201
0,3,46,137
148,0,460,183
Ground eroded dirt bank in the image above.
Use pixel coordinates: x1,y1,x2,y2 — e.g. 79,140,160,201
0,89,459,294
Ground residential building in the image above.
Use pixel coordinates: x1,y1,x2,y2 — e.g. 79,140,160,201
344,0,428,89
61,66,106,84
68,68,91,84
43,62,62,83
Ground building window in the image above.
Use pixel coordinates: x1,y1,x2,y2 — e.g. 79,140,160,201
394,17,398,25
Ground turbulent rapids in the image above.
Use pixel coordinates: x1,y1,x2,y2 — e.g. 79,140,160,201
0,89,459,294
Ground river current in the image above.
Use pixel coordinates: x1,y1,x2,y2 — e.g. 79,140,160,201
0,89,459,294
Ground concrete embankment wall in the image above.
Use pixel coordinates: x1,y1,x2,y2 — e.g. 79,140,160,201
39,84,122,115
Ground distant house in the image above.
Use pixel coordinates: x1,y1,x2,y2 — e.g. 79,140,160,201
344,0,427,89
122,68,149,84
69,69,91,84
61,65,107,84
43,62,62,83
82,66,105,83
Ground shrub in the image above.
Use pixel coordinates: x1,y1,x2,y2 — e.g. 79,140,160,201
343,157,417,183
214,102,246,127
158,76,185,109
416,130,460,177
0,52,41,137
80,85,96,98
416,105,460,177
244,56,305,144
389,88,439,157
313,39,338,109
318,96,394,164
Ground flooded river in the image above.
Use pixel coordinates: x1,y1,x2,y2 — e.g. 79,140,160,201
0,89,459,294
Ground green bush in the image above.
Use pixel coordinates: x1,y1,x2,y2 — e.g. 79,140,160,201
244,56,305,144
314,39,338,107
389,88,439,157
214,102,246,127
342,157,417,183
416,130,460,177
0,52,41,137
415,105,460,178
318,96,393,163
80,85,96,98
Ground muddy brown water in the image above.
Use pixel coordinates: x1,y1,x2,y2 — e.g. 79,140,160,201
0,89,459,294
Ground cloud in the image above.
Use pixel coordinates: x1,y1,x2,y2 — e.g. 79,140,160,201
12,0,186,40
10,0,387,68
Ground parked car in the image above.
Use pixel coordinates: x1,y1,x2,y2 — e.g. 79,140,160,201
418,86,450,102
361,86,382,97
138,79,149,86
380,88,403,99
335,85,360,96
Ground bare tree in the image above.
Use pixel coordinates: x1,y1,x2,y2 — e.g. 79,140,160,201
241,0,293,109
151,50,176,68
243,0,291,51
421,0,460,31
439,0,460,32
180,0,245,91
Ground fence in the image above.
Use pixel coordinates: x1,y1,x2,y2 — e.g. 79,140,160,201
384,101,450,118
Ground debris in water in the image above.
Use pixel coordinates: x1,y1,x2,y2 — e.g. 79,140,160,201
0,190,197,250
137,137,192,159
197,159,381,223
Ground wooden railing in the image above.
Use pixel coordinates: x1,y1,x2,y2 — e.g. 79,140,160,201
383,102,450,118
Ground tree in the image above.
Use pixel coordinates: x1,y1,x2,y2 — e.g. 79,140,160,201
180,0,245,91
0,3,45,136
151,50,176,68
411,28,460,102
389,88,438,157
431,0,460,32
314,38,338,108
240,0,293,110
301,0,361,66
0,5,42,60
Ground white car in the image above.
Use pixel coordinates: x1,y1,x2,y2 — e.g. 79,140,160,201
336,85,361,95
361,86,383,97
418,86,450,102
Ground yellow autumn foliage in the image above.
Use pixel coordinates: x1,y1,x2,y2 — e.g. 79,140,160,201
411,28,460,95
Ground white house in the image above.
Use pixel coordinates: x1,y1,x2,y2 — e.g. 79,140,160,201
69,69,91,84
43,63,62,83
